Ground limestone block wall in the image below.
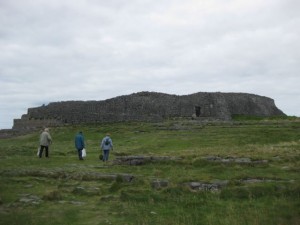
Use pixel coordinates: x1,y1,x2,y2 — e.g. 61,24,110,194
223,93,283,116
12,91,285,130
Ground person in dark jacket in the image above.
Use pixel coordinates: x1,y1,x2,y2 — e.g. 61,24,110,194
75,131,85,160
100,133,113,162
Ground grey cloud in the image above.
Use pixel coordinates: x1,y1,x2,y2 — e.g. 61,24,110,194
0,0,299,128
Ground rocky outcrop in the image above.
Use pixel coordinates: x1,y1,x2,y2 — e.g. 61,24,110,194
113,155,182,165
202,156,268,164
10,91,285,131
1,169,135,182
184,180,229,192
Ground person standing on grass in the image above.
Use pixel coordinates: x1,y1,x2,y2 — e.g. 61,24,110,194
75,131,85,160
100,133,113,162
39,128,52,158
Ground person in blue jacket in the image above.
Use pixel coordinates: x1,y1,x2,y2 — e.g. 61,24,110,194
100,133,113,162
75,131,85,160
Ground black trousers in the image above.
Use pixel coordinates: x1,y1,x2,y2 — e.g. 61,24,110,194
77,148,83,160
39,145,49,158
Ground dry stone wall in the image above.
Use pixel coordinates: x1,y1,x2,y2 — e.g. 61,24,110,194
11,91,285,131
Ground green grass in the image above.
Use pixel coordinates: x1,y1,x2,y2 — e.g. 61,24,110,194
0,118,299,225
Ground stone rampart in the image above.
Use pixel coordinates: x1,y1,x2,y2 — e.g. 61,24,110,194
11,91,285,131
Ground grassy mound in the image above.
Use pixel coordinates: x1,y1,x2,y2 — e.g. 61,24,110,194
0,117,299,225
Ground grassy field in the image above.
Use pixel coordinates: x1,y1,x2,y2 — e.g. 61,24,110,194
0,117,299,225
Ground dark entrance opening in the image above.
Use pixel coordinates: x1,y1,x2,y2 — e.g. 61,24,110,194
195,106,201,117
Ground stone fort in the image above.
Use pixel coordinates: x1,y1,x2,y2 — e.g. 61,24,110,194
11,91,285,132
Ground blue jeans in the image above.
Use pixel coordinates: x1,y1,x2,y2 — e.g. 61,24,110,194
103,150,110,161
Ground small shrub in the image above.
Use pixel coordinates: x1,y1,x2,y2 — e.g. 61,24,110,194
120,190,154,203
42,190,62,201
109,181,123,192
220,187,250,200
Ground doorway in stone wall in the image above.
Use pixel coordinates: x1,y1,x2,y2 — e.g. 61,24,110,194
195,106,201,117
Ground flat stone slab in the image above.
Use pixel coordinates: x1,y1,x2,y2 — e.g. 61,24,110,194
184,180,229,192
19,194,42,205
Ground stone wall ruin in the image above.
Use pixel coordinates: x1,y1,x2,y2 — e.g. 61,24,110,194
11,91,285,131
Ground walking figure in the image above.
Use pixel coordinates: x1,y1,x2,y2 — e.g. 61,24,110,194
100,133,113,162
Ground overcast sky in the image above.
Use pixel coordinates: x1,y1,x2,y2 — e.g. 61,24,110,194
0,0,299,129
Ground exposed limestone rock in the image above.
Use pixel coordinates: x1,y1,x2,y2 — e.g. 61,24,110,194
113,155,181,165
202,156,268,164
184,180,229,192
58,200,86,205
151,179,169,189
0,169,134,182
19,194,42,205
241,178,273,183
